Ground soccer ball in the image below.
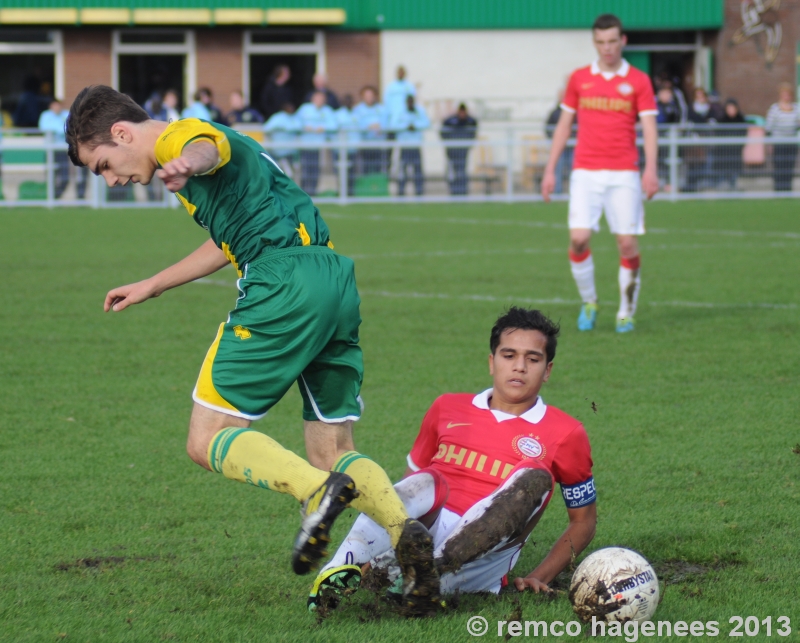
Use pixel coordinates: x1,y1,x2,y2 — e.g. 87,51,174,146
569,547,659,623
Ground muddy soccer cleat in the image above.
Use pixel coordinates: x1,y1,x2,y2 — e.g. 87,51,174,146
307,564,362,612
292,472,358,575
616,317,635,333
436,468,552,575
394,519,444,616
577,303,598,331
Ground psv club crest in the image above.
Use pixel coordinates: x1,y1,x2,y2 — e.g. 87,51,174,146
617,82,634,96
512,434,546,460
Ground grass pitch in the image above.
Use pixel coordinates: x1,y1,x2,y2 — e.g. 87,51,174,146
1,201,798,642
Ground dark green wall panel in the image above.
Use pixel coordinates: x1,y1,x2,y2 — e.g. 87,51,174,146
0,0,724,30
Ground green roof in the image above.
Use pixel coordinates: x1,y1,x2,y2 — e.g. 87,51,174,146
0,0,725,30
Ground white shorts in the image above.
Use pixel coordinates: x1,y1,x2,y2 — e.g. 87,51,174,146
367,506,524,594
568,169,645,235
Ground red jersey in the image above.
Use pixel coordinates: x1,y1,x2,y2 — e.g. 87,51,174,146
562,59,657,171
407,390,595,517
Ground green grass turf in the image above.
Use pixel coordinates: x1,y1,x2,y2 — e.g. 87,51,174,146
0,201,798,642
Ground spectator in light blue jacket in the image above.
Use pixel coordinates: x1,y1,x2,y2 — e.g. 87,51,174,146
383,65,417,122
296,91,338,196
39,99,86,199
334,94,360,195
390,95,430,196
181,89,212,121
264,101,301,177
353,86,389,175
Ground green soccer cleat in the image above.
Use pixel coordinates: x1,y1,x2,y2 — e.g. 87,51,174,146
577,303,598,331
292,472,358,575
616,317,635,333
385,573,405,604
307,564,362,612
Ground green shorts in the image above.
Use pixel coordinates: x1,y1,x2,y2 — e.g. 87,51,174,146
193,245,364,422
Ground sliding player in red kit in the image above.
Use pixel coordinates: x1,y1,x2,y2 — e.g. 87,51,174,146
307,307,597,609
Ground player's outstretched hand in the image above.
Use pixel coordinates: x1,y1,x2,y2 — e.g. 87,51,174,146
513,575,554,595
642,168,659,200
156,157,194,192
541,170,556,203
104,279,160,312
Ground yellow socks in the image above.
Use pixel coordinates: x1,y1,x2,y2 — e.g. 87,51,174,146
332,451,409,547
207,431,411,547
208,428,328,503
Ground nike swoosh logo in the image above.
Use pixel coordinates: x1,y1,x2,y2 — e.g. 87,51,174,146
446,422,472,428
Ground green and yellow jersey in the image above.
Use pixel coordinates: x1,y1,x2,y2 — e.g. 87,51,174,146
155,118,332,275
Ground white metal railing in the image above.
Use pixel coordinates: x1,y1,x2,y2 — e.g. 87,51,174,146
1,124,798,207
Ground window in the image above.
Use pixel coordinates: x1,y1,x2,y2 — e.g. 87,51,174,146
112,29,195,108
243,29,325,113
0,30,63,125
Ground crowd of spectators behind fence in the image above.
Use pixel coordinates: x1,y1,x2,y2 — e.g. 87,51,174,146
249,65,478,196
649,74,800,192
3,65,800,198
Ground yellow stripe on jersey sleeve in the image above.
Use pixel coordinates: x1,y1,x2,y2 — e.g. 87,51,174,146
154,118,232,175
175,192,197,216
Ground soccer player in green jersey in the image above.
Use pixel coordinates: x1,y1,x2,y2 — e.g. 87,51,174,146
65,85,440,611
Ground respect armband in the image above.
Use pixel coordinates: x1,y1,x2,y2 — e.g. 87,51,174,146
561,477,596,508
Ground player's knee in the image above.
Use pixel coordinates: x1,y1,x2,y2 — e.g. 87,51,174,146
186,437,211,469
616,236,638,257
509,464,553,492
569,235,591,254
415,467,450,510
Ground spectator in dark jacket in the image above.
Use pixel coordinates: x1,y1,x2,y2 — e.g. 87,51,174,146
441,103,477,195
13,75,45,127
655,85,681,187
304,73,339,110
713,98,748,189
688,87,714,125
226,90,264,126
684,88,714,192
198,87,224,124
545,90,576,194
260,65,293,120
656,85,682,125
144,92,168,121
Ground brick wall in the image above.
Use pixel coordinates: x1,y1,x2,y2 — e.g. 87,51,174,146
715,0,800,116
326,31,380,105
63,28,111,104
195,28,243,114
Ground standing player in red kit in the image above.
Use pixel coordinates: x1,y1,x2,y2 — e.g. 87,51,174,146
542,14,659,333
307,308,596,609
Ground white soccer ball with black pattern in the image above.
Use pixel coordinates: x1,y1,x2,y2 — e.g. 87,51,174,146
569,547,659,623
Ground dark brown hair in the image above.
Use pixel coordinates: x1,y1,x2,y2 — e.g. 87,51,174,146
65,85,149,166
592,14,623,34
490,307,560,363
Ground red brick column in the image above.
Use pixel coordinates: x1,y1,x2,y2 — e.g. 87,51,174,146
63,28,112,105
326,31,380,103
195,28,243,114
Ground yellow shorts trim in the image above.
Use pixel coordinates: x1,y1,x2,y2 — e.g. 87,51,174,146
193,323,240,415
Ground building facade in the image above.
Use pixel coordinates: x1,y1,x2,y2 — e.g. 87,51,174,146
0,0,793,127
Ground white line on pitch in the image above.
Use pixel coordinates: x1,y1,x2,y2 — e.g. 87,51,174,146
323,212,563,230
192,279,797,309
359,290,798,310
346,241,800,260
322,211,800,240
